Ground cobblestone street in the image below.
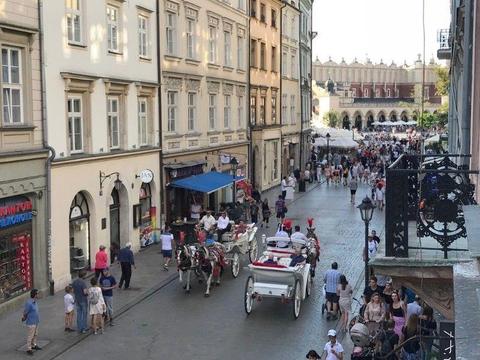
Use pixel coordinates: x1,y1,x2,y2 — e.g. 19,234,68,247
53,182,385,360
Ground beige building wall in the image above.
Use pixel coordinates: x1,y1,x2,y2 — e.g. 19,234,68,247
42,0,161,290
250,0,282,190
281,3,301,175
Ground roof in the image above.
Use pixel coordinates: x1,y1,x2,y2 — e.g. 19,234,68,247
169,171,245,194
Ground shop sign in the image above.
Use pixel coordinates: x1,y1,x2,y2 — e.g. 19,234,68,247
14,233,33,290
439,321,455,360
0,198,33,229
138,169,154,184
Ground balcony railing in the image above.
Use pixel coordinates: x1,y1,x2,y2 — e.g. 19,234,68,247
437,28,451,60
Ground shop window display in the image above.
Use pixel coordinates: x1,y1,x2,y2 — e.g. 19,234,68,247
0,196,33,303
139,183,153,247
69,192,90,273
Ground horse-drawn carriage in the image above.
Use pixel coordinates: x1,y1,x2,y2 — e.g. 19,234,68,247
244,234,318,319
176,224,258,296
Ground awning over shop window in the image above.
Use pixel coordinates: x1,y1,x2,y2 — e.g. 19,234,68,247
169,171,245,194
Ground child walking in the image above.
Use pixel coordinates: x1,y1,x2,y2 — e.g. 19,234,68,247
64,286,75,332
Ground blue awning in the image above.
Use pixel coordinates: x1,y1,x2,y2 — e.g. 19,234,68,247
169,171,245,194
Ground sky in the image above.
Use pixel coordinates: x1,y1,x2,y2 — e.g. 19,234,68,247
312,0,451,65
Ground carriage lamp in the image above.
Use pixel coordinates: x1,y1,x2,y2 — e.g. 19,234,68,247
357,196,375,288
99,171,121,196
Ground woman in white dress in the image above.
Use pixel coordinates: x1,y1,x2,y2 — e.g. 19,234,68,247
88,277,106,334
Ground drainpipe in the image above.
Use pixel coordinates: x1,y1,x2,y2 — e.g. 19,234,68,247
461,0,473,166
38,0,56,295
247,5,253,184
299,6,304,171
156,0,165,228
280,3,286,177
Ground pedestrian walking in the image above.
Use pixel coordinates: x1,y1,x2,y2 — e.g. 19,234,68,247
72,270,89,333
306,350,321,359
94,245,108,279
281,176,288,199
118,242,135,289
400,314,421,359
406,295,422,322
275,195,286,225
348,177,358,204
160,227,175,270
88,278,106,334
364,292,386,335
22,289,41,355
382,281,394,312
99,268,117,326
64,286,75,332
322,329,344,360
261,198,271,228
336,275,352,333
250,200,259,224
375,183,385,210
324,262,341,320
390,289,407,337
419,304,437,360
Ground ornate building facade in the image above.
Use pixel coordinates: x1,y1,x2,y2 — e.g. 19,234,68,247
312,56,443,129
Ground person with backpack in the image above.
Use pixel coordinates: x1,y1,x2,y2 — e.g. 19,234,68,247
88,278,106,334
378,319,399,359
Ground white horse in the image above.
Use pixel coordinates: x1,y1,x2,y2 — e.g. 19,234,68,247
177,244,200,294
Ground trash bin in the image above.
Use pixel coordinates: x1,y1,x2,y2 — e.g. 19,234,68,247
299,179,306,192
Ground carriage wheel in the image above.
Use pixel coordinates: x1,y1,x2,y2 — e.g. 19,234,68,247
244,276,254,315
292,279,302,319
248,239,258,263
306,273,312,298
231,251,240,278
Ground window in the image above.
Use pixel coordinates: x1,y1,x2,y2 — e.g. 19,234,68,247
395,88,399,97
271,96,277,123
291,53,296,78
237,36,244,70
250,0,257,17
271,46,276,72
250,95,256,125
138,15,148,57
282,51,287,76
138,97,148,145
1,47,22,124
186,19,196,59
209,94,216,129
106,5,119,52
282,13,287,35
272,141,278,180
238,0,245,11
187,92,196,131
260,3,266,23
352,88,357,98
375,89,380,98
250,39,257,67
224,30,231,67
260,96,265,124
224,95,231,128
290,17,295,40
167,91,177,132
166,11,177,55
237,96,244,128
281,94,287,124
66,0,82,44
386,88,391,98
260,43,266,70
290,95,295,124
364,88,369,97
67,97,83,153
107,96,119,149
271,9,277,28
424,86,430,99
208,26,217,63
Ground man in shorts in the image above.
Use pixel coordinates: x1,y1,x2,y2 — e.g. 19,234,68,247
324,262,341,320
161,227,175,271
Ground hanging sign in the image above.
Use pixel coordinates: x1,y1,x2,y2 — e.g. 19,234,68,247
138,169,154,183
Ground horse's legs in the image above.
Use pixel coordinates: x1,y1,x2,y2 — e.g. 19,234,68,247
205,271,212,297
179,269,183,283
186,269,191,292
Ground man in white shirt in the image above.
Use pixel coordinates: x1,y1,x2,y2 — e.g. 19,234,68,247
216,211,231,241
323,329,344,360
290,225,308,245
275,224,290,248
199,210,216,232
281,176,288,199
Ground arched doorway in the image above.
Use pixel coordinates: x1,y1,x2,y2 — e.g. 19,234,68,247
412,111,418,121
342,114,350,129
366,112,374,128
354,113,362,130
69,192,90,273
401,111,408,122
282,146,289,178
109,188,120,263
378,112,386,122
389,111,397,122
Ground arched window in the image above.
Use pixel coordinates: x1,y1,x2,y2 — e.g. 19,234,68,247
69,192,90,273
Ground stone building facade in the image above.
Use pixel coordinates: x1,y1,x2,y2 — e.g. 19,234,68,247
0,0,49,311
42,0,161,291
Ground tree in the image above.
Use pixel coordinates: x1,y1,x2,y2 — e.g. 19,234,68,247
435,66,449,96
323,110,339,128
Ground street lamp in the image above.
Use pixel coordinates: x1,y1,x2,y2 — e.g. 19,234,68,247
230,157,239,203
357,196,376,288
326,132,331,166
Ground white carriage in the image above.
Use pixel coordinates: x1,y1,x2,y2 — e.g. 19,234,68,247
219,224,259,278
244,236,312,319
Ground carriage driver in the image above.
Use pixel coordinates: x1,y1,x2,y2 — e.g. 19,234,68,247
290,225,308,245
216,211,231,241
199,210,216,232
289,247,306,267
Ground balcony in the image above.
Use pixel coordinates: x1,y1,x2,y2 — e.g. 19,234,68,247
437,28,451,60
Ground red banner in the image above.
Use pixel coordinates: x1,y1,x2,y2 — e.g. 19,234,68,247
14,233,32,290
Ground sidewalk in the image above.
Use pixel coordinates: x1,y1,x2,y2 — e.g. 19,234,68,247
0,245,176,360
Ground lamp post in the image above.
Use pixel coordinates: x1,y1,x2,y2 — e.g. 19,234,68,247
230,157,239,203
357,196,375,288
326,132,331,166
